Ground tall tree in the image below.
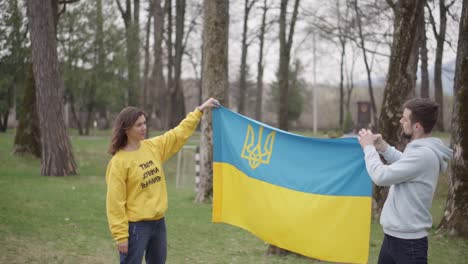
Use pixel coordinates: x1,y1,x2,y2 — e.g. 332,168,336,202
142,0,153,116
406,0,425,98
169,0,187,127
376,0,424,215
438,0,468,237
164,0,174,129
195,0,229,203
354,0,378,126
0,0,27,132
116,0,141,106
420,5,430,98
277,0,300,131
237,0,257,115
255,0,268,121
336,0,352,127
26,0,77,175
152,0,166,129
267,0,300,255
428,0,456,131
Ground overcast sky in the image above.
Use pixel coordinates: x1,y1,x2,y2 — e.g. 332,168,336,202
176,0,461,88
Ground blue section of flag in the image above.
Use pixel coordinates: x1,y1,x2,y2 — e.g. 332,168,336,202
213,106,372,197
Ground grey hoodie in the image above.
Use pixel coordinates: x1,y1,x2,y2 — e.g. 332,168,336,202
363,137,453,239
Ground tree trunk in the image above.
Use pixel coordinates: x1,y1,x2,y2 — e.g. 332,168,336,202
152,0,166,130
195,0,229,203
0,110,8,132
26,0,77,176
255,0,267,122
165,0,174,130
407,1,424,98
438,0,468,237
433,0,447,131
420,5,430,98
142,0,152,116
238,0,254,115
278,0,300,131
376,0,424,215
339,39,345,127
354,0,377,126
268,0,300,255
116,0,141,106
13,65,41,158
170,0,186,128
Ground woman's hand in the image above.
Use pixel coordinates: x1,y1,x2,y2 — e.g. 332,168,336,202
117,241,128,254
198,97,220,112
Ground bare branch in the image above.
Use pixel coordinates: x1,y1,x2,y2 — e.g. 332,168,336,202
286,0,300,51
115,0,125,16
58,0,80,4
426,2,439,39
385,0,396,12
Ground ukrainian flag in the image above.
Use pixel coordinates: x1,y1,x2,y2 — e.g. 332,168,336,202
212,107,372,263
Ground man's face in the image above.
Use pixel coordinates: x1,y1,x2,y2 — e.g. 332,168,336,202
400,108,414,139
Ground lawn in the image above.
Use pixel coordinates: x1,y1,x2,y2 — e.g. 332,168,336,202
0,130,466,264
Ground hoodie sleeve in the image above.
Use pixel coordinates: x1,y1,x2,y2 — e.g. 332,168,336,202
379,145,403,164
363,145,429,186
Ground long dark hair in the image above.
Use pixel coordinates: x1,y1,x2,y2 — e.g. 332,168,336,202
108,106,146,155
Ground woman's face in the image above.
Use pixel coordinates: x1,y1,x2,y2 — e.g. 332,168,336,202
126,115,147,141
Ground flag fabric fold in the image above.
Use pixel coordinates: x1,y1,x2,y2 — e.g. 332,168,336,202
212,107,372,263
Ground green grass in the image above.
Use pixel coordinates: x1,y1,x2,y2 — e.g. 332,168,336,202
0,130,467,264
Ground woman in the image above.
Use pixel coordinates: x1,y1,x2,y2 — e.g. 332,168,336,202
106,98,219,264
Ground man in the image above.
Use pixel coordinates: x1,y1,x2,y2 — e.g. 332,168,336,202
357,98,452,264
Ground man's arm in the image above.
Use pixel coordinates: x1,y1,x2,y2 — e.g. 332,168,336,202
363,146,425,186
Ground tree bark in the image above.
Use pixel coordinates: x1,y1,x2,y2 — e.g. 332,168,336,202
376,0,424,216
438,0,468,237
26,0,77,176
13,64,41,158
195,0,229,203
420,5,430,98
255,0,267,122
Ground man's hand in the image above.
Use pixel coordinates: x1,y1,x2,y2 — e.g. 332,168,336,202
373,133,388,152
358,129,388,152
358,129,376,149
117,241,128,254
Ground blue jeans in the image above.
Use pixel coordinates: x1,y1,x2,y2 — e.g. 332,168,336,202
378,234,428,264
119,218,167,264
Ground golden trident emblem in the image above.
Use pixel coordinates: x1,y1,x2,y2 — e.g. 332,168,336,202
241,124,276,169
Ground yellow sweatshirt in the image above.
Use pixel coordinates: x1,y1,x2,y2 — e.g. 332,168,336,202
106,108,203,243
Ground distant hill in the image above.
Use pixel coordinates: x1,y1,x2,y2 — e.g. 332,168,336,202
355,59,455,95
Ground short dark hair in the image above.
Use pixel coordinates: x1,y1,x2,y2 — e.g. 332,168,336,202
402,98,439,134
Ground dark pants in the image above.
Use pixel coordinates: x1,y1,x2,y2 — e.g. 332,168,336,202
378,234,428,264
119,218,167,264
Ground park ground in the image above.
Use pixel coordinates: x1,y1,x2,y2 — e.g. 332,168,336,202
0,130,467,264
